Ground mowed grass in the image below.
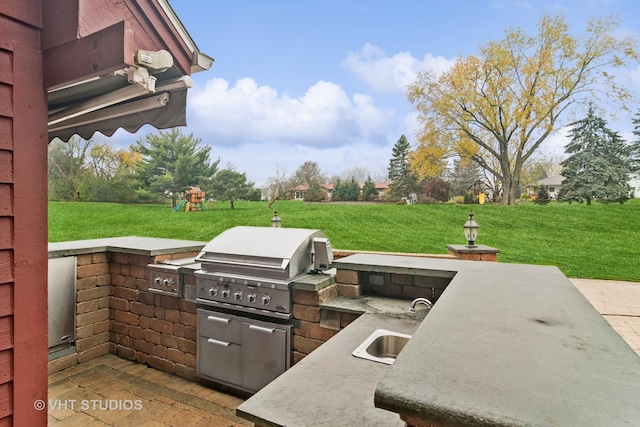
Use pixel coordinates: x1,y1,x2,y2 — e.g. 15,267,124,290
48,199,640,282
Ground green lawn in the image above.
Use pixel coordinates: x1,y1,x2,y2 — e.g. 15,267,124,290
48,199,640,282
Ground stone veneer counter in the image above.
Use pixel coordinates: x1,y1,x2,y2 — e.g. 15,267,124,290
48,236,207,257
334,254,640,426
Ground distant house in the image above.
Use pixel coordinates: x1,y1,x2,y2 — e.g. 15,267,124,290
631,178,640,198
290,183,334,200
290,182,390,201
527,175,566,199
374,182,390,199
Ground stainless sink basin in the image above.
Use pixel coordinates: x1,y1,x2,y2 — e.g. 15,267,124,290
352,329,412,365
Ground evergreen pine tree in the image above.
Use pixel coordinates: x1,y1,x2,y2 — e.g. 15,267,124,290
388,135,419,199
361,176,379,200
558,106,632,205
534,186,550,205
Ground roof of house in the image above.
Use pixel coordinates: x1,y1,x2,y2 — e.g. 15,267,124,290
538,175,566,186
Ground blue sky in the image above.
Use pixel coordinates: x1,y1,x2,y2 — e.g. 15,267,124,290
115,0,640,186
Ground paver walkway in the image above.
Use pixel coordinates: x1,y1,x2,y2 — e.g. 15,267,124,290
570,278,640,355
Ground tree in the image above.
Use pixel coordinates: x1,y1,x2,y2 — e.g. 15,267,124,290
291,161,325,186
388,135,419,199
210,168,257,209
340,166,386,183
303,181,327,202
48,136,94,200
265,164,293,208
422,178,450,202
265,161,325,208
333,177,360,201
631,112,640,178
535,186,550,205
407,14,639,205
132,129,219,207
558,107,632,205
447,157,481,197
361,176,379,200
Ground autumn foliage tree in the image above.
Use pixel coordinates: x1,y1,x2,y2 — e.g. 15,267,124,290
407,14,638,205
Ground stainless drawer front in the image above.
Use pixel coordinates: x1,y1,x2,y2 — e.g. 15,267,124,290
197,309,242,344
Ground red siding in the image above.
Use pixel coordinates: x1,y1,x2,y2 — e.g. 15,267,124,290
0,1,47,426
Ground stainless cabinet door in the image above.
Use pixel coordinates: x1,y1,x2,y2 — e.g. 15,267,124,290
241,322,290,392
48,257,76,349
198,335,242,386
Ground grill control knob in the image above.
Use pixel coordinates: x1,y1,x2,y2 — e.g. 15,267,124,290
247,294,256,303
162,278,171,287
154,277,162,286
261,295,271,306
234,291,243,301
209,287,218,297
221,289,231,299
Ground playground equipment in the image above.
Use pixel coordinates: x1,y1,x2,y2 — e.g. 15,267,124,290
174,186,206,212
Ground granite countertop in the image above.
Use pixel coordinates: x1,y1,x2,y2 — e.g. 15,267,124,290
48,236,206,257
334,254,640,427
236,312,422,427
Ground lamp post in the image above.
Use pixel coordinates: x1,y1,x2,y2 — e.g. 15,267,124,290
463,211,479,248
271,210,282,228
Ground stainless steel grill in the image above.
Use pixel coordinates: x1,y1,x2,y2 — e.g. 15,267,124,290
194,226,332,393
195,226,329,318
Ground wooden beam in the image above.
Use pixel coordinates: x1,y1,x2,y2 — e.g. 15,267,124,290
0,0,41,28
12,40,48,427
126,0,194,75
43,21,131,90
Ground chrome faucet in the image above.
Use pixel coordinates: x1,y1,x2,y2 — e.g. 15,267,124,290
409,297,433,312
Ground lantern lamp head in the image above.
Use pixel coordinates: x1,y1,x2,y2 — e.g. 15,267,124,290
271,210,282,228
463,211,479,248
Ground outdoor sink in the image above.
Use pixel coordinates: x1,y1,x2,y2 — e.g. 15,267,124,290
352,329,412,365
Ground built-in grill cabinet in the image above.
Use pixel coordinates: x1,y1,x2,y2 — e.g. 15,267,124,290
197,308,292,393
194,226,332,394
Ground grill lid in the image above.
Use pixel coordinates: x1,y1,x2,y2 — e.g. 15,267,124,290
196,226,327,280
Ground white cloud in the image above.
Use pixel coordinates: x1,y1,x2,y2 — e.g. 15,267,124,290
342,43,455,94
187,77,394,148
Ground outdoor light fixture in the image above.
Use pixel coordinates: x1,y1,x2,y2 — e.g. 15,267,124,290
271,210,282,228
463,211,479,248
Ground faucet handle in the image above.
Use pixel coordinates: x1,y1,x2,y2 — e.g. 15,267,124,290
409,297,433,312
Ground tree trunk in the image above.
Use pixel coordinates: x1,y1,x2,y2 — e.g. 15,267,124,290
501,177,520,205
500,162,522,206
230,197,235,210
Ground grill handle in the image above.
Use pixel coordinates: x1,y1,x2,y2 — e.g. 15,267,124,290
207,315,230,324
207,338,231,347
248,324,275,334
